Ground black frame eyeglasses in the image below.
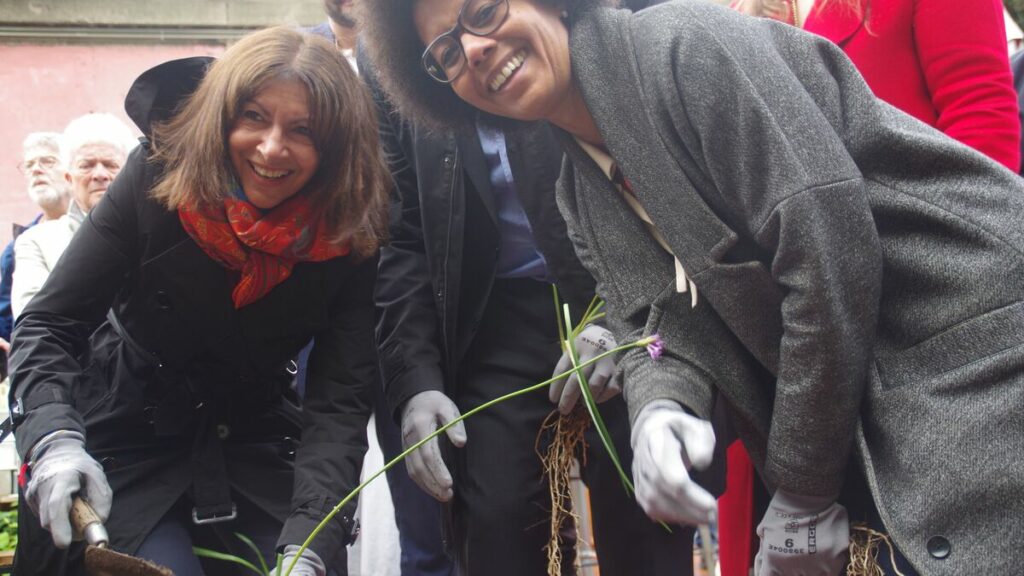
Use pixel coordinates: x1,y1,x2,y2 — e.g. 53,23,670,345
421,0,511,84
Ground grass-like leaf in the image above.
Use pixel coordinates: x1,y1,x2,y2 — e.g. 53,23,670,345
233,532,270,576
559,302,634,495
285,335,655,574
193,546,265,576
554,290,671,533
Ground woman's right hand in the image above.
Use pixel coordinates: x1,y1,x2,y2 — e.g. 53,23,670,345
24,430,112,548
630,400,717,525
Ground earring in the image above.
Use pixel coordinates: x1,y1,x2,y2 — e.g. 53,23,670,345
561,10,569,19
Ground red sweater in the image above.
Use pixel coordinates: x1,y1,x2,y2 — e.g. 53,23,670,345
803,0,1021,171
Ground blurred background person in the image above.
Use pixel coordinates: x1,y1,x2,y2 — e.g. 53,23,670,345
0,132,69,355
10,114,135,319
8,27,389,576
733,0,1020,171
308,0,359,68
308,2,404,574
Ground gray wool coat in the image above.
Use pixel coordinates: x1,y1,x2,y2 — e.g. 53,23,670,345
555,2,1024,573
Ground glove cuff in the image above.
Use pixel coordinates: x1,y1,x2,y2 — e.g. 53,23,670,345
28,429,85,462
282,544,327,576
771,488,839,514
630,399,684,446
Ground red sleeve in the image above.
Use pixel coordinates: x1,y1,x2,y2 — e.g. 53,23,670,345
914,0,1021,171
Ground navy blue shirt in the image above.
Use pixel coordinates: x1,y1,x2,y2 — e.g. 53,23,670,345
0,214,42,341
475,123,549,280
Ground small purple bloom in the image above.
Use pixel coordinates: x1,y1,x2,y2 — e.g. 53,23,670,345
646,334,664,360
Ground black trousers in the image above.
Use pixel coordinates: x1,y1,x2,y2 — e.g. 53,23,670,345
449,278,695,576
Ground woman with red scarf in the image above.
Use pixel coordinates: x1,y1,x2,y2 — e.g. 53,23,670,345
7,26,389,576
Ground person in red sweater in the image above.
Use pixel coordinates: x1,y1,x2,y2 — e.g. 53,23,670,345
734,0,1021,171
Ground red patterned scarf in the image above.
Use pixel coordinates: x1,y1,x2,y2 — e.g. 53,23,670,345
179,190,349,308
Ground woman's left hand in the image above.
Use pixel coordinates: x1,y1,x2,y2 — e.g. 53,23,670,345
550,324,620,414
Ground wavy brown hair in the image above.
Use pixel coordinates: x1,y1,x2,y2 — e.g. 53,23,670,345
150,26,389,259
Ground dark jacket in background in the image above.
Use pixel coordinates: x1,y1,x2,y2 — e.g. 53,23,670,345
366,74,595,417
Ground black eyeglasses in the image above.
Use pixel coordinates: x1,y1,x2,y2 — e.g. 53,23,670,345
421,0,510,84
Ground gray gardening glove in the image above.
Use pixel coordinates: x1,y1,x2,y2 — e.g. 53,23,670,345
400,390,467,502
274,545,326,576
631,400,717,525
754,489,849,576
25,430,113,549
550,324,619,414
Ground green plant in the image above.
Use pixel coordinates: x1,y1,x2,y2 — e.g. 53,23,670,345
1007,0,1024,31
199,292,665,576
193,533,280,576
0,502,17,552
283,298,661,576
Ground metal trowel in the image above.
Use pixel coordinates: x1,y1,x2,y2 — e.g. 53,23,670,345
70,497,175,576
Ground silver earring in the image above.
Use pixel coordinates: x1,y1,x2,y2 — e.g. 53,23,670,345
561,9,568,19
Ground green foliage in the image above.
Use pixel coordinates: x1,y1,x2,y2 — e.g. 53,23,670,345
0,503,18,552
193,533,279,576
1007,0,1024,31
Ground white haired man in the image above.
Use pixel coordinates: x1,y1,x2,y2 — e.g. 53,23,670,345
11,114,135,318
0,132,69,353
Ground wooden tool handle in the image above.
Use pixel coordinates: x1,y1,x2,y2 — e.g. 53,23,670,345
70,496,108,545
71,497,101,529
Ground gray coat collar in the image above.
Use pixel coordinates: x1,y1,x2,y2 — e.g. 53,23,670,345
566,7,738,277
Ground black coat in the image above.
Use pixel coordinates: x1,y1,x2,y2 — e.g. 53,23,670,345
361,56,597,418
8,61,375,570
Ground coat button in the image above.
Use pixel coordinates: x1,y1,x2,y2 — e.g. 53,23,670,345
100,457,117,471
280,436,298,460
927,536,951,559
154,291,173,311
142,406,156,424
217,424,231,440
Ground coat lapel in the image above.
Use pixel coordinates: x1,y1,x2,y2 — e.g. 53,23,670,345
457,129,498,224
569,9,738,280
565,9,785,372
556,132,680,313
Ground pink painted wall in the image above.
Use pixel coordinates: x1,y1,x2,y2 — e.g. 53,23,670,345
0,42,225,244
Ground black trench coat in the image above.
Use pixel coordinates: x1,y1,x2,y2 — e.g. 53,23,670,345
8,59,376,573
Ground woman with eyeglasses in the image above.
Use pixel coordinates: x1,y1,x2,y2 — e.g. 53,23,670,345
9,26,389,576
359,0,1024,574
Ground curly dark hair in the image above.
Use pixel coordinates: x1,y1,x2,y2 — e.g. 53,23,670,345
358,0,616,131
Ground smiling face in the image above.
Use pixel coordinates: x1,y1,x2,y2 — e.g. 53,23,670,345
414,0,574,123
227,79,320,210
67,143,125,212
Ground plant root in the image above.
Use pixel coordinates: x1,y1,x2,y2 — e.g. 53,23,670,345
847,522,907,576
537,407,590,576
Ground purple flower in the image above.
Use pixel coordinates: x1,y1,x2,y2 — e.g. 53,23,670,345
646,334,664,360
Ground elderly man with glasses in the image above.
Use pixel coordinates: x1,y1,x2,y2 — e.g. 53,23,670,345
11,114,135,319
0,132,70,355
